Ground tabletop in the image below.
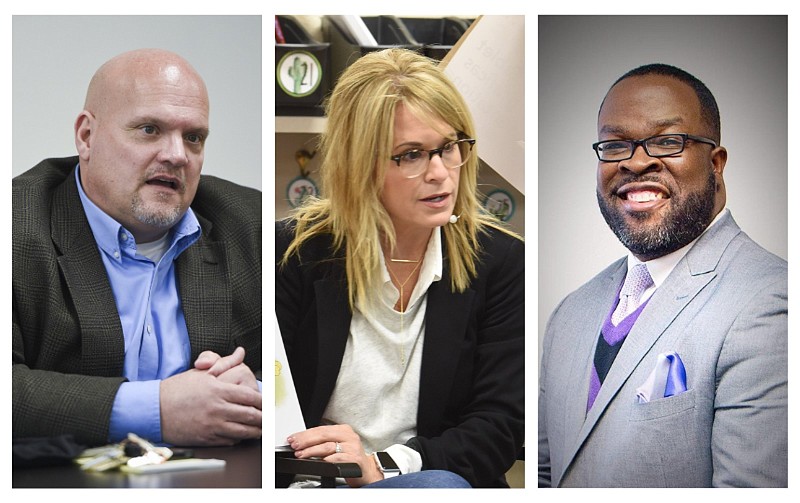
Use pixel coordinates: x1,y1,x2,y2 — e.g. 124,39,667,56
12,439,262,488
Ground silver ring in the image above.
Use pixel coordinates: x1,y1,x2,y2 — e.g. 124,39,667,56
335,442,342,454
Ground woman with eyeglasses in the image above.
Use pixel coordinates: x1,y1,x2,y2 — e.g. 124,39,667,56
276,48,524,488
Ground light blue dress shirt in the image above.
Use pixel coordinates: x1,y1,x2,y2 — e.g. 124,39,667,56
75,166,201,442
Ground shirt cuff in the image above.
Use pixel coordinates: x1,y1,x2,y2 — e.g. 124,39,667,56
108,380,162,443
384,443,423,475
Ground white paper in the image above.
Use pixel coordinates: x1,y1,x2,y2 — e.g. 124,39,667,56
441,16,525,195
327,15,378,46
275,317,307,449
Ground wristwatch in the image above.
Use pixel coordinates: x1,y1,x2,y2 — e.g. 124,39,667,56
373,451,401,478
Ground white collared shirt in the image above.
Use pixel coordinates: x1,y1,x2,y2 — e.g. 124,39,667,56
627,208,728,306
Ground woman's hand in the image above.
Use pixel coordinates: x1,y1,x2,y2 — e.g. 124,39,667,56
287,424,384,487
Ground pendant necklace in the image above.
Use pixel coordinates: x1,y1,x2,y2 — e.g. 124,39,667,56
386,256,423,366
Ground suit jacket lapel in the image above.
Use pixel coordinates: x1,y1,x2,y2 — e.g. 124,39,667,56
177,216,232,362
308,276,352,424
417,278,475,434
562,212,741,482
559,261,625,476
577,264,716,440
51,170,125,377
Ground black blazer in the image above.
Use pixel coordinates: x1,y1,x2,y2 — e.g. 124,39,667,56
13,157,262,446
275,220,524,487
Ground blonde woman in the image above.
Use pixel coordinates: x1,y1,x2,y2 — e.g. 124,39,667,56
277,48,524,488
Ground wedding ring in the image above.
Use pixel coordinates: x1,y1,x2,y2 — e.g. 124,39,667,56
335,442,342,454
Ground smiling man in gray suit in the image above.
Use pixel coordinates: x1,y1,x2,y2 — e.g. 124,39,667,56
538,64,787,487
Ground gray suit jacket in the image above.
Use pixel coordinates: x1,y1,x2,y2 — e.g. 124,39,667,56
13,157,262,446
538,211,787,487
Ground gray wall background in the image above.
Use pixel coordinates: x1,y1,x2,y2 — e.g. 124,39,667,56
12,15,262,190
538,16,788,363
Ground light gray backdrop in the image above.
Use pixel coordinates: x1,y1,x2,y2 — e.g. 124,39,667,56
538,15,788,362
12,15,262,190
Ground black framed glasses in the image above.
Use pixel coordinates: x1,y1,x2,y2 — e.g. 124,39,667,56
389,136,476,179
592,133,717,162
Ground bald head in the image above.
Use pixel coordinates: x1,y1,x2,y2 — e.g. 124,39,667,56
74,48,210,243
85,49,208,117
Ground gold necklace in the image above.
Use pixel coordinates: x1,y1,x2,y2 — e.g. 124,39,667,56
386,258,423,313
389,257,420,263
385,256,423,366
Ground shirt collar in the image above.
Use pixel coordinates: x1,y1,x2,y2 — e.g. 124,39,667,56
419,226,444,285
628,207,728,287
379,227,443,283
75,164,201,261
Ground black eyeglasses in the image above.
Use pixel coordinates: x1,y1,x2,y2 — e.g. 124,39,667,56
592,133,717,162
389,137,476,179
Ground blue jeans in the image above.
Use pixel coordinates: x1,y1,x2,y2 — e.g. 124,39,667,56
362,470,471,488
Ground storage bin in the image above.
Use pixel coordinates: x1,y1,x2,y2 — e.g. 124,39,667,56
276,15,331,116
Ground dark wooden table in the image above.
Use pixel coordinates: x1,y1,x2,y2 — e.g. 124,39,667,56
12,439,261,488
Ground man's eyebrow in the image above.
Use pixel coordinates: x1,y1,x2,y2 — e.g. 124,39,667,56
599,117,685,137
599,124,628,136
193,127,210,139
649,117,684,129
127,116,209,136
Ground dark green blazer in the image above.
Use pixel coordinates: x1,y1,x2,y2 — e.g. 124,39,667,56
12,156,262,446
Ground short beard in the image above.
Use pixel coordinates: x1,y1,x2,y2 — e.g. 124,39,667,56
596,170,717,261
131,193,184,230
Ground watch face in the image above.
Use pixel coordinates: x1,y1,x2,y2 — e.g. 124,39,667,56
376,452,400,471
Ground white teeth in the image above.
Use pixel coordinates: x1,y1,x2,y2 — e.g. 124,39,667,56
627,191,663,202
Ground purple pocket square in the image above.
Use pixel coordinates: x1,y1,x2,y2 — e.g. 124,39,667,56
636,351,688,403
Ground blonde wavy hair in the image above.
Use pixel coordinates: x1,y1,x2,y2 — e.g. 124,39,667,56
281,48,520,311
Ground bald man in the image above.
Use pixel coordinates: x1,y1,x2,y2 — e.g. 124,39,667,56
12,49,262,448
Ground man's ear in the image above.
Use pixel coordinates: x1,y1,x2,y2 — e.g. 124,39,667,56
711,146,728,212
74,111,94,160
711,145,727,176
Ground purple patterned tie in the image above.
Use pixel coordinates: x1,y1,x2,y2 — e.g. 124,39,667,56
611,263,653,326
587,263,653,411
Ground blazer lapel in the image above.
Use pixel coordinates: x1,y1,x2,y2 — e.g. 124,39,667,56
416,278,475,434
562,211,742,481
578,265,715,436
177,221,232,361
51,171,125,377
558,261,625,477
307,276,352,424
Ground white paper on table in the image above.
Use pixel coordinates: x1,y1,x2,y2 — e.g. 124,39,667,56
275,316,306,450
